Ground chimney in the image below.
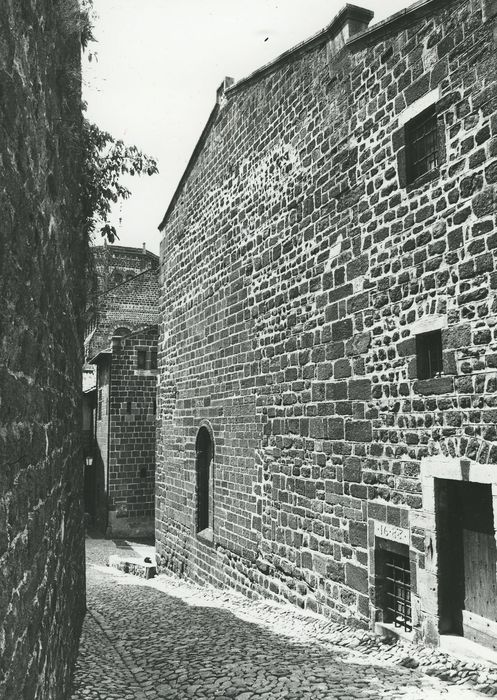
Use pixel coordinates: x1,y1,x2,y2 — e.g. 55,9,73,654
142,242,146,253
327,4,374,57
216,76,235,106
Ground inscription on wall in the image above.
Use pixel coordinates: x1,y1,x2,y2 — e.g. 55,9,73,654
374,521,409,545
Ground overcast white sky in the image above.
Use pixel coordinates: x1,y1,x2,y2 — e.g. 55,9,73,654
83,0,414,255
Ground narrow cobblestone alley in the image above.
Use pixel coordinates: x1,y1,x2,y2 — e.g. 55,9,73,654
70,538,490,700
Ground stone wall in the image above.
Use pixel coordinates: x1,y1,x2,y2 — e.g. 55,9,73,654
0,0,86,697
85,266,159,362
107,326,157,537
91,243,158,295
157,0,497,643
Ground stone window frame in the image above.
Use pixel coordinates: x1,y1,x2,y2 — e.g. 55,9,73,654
195,421,215,544
393,87,447,190
368,518,416,640
418,456,497,645
404,315,454,394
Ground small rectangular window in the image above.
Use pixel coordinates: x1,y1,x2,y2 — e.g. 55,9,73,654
97,388,102,420
384,551,412,632
416,330,442,379
136,350,147,370
406,106,438,183
150,350,158,370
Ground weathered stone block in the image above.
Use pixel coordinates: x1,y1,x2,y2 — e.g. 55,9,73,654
343,456,362,483
348,379,371,400
345,563,368,594
397,337,416,357
345,421,372,442
414,377,454,395
349,521,367,548
442,325,471,348
473,187,496,217
345,331,371,356
333,318,353,341
334,358,352,379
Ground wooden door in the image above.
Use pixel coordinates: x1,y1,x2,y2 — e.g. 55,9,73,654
461,482,497,648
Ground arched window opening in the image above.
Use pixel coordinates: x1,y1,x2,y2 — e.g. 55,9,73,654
196,426,213,534
113,326,131,338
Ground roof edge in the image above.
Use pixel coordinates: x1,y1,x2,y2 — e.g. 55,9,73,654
157,0,452,234
227,4,374,95
89,324,158,364
346,0,454,48
157,5,373,233
92,244,159,260
158,102,220,231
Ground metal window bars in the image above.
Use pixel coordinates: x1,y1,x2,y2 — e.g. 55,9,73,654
407,106,438,182
384,552,412,632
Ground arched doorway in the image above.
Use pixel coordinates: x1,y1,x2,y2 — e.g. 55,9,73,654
195,426,213,533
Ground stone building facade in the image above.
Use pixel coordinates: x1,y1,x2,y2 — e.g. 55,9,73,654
157,0,497,648
89,240,159,296
0,1,86,697
84,246,159,537
84,246,159,362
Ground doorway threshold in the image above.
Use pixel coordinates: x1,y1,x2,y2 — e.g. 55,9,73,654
440,634,497,667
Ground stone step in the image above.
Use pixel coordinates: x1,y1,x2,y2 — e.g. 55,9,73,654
108,554,157,579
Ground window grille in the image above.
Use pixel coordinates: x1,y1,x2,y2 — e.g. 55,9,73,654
384,552,412,632
406,106,438,183
416,329,442,379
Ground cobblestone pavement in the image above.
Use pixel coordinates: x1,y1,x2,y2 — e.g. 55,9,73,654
71,537,488,700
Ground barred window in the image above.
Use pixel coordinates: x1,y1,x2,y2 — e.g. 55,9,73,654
384,551,412,632
406,106,438,183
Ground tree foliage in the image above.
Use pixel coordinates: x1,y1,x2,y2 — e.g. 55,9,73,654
82,120,158,243
79,0,158,243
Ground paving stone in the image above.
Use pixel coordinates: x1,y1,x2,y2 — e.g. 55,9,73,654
72,538,490,700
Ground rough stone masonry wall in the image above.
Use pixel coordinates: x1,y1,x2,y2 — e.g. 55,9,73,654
85,267,159,361
157,0,497,638
107,327,157,537
91,244,158,295
0,1,86,697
